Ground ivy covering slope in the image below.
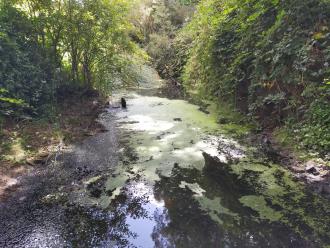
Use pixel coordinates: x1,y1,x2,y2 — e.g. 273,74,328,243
175,0,330,154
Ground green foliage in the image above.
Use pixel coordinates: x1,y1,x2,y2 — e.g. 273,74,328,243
136,0,196,80
298,98,330,153
0,0,141,118
0,4,54,116
176,0,330,154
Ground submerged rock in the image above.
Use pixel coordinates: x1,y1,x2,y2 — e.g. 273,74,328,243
198,106,210,114
305,161,320,175
218,116,230,124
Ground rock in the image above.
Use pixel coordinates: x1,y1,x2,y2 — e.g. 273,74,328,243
26,157,46,166
26,159,36,166
121,97,127,108
321,170,330,178
218,116,230,124
291,165,305,173
89,188,102,198
306,174,323,182
38,152,49,158
198,107,210,114
19,196,26,201
305,161,320,175
85,132,94,137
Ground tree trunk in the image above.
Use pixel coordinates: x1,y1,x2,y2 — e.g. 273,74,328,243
83,54,92,88
70,43,78,83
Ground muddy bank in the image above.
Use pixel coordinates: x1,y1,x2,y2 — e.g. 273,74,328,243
0,109,120,247
0,89,106,201
245,132,330,200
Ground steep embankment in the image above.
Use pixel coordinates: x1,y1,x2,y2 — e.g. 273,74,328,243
142,0,330,155
179,0,330,156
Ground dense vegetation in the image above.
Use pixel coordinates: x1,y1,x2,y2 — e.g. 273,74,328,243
141,0,330,155
0,0,140,119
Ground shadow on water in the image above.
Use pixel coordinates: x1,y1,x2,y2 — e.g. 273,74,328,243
150,163,308,248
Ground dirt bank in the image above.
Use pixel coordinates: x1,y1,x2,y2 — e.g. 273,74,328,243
252,131,330,199
0,89,106,201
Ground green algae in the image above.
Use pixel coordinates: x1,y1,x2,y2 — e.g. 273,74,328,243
188,96,254,138
100,66,330,245
195,196,238,225
239,195,283,222
106,91,330,245
228,157,330,242
84,176,103,187
179,181,206,197
112,94,232,185
118,92,330,243
231,161,269,177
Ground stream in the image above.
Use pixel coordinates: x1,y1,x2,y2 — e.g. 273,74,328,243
0,66,330,248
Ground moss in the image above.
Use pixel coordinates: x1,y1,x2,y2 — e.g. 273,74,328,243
220,123,252,138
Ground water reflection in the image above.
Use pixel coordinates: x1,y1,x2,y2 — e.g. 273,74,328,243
151,164,309,248
104,92,329,247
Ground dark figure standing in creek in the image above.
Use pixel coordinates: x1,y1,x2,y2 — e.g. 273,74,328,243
121,97,127,108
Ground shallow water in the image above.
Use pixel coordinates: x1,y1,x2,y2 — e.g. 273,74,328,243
98,90,329,248
0,65,330,248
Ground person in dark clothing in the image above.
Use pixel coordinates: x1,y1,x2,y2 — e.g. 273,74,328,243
121,97,127,108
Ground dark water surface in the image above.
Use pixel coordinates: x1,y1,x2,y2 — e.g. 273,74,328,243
0,66,330,248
